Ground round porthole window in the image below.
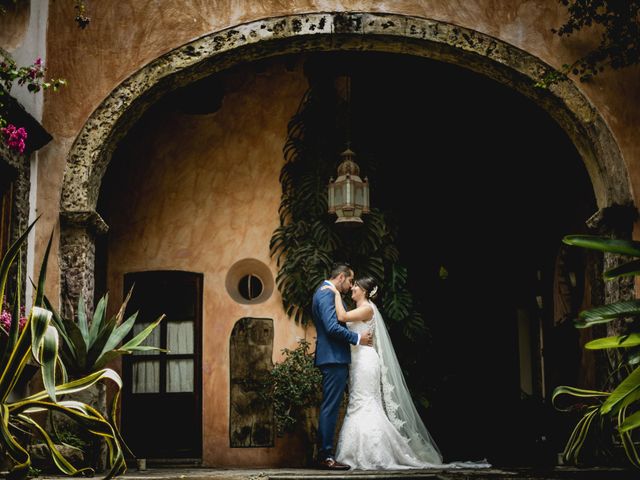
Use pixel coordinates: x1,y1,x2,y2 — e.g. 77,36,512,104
225,259,274,305
238,274,264,301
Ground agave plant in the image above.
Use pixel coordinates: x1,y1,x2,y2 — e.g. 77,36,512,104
44,288,164,377
553,235,640,468
0,221,127,480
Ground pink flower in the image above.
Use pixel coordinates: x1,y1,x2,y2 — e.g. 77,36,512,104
0,310,12,332
1,298,28,336
1,124,28,154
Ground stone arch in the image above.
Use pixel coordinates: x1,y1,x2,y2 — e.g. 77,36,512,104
58,12,633,309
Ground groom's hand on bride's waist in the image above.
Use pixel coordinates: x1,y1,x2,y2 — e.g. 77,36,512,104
359,330,373,346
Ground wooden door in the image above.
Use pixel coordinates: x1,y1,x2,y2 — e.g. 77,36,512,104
121,271,203,459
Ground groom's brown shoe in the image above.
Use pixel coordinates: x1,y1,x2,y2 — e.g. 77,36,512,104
317,457,351,470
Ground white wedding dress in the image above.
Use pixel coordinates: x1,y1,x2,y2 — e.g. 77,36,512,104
336,302,490,470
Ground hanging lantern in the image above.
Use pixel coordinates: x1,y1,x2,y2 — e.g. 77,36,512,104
328,147,370,224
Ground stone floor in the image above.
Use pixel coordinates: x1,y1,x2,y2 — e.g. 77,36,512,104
35,466,638,480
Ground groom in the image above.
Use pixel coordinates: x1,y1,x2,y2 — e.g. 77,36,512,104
312,263,373,470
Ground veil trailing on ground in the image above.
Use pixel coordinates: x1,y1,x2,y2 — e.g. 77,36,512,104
370,301,444,465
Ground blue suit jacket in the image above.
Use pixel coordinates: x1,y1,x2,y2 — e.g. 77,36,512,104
312,281,359,366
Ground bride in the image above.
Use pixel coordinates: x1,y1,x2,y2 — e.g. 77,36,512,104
322,276,489,470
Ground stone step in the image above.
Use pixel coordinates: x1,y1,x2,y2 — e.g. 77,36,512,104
262,467,637,480
38,466,637,480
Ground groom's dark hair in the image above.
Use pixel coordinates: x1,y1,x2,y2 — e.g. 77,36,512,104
329,263,353,279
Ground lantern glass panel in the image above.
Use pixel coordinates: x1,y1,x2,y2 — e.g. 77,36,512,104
345,180,353,206
334,182,344,206
328,183,335,210
363,183,369,209
355,183,364,206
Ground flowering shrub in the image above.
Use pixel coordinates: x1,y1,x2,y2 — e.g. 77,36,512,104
1,297,27,333
1,124,27,153
0,55,65,153
0,297,27,354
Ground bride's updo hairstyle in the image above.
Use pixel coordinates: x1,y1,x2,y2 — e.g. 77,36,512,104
355,276,379,300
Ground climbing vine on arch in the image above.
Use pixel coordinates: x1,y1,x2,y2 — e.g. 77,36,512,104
269,65,427,344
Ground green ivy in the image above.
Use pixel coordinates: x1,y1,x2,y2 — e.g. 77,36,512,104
270,70,427,341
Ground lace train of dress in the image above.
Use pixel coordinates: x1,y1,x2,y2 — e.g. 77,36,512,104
336,340,439,469
336,315,490,470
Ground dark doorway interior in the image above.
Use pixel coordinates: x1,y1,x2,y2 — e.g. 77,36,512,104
337,52,597,466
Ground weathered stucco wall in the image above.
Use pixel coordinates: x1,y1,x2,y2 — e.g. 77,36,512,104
38,0,640,303
14,0,637,467
103,59,308,466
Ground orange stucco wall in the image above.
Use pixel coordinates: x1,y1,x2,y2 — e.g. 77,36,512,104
2,0,638,468
34,1,640,306
102,59,308,466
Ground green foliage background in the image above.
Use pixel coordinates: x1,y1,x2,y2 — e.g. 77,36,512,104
269,65,427,343
555,0,640,81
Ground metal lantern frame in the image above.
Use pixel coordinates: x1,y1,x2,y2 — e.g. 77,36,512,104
328,147,370,224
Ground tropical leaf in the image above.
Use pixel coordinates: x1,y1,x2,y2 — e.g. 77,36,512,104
402,312,426,340
563,235,640,257
17,414,94,477
0,222,130,479
619,409,640,433
620,417,640,469
39,324,59,403
585,334,640,350
111,314,164,351
61,316,88,373
604,259,640,279
113,286,134,327
29,305,51,365
576,300,640,327
0,310,35,402
0,404,30,480
562,406,599,464
3,260,21,366
88,293,108,349
559,233,640,469
17,368,122,405
93,312,141,366
12,399,127,480
600,365,640,414
85,314,119,370
628,350,640,366
43,295,71,356
552,385,610,412
77,294,90,346
33,231,53,309
0,218,36,310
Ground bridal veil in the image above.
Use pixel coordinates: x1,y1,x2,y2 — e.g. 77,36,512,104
371,301,444,465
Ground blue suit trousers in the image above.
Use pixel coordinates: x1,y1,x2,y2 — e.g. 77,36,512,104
317,363,349,460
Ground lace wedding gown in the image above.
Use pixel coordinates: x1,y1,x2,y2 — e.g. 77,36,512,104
336,303,490,470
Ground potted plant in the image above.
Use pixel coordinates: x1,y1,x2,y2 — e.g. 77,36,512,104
262,338,323,464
